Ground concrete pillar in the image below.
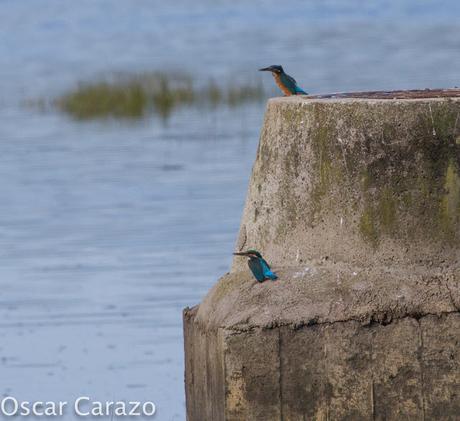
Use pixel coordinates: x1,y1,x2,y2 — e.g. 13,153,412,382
184,94,460,420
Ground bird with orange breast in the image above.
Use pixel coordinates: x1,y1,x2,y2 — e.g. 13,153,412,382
259,65,307,96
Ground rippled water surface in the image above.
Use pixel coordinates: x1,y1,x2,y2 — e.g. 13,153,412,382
0,1,459,419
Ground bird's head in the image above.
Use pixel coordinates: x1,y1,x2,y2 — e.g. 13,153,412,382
259,65,284,74
233,249,263,259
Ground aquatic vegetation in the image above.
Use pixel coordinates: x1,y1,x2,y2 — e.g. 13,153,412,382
54,71,266,121
58,81,147,119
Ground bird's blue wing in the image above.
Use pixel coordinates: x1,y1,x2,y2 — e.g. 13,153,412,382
280,73,297,95
260,258,278,280
248,258,266,282
294,86,308,95
284,73,297,85
282,73,307,95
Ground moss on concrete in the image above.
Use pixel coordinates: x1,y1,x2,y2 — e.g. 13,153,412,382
279,100,460,245
439,159,460,239
308,109,338,218
379,188,397,231
359,205,379,245
234,97,460,269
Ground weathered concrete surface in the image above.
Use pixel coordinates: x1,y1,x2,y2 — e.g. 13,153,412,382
184,95,460,420
234,96,460,270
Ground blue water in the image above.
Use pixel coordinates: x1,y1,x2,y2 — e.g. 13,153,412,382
0,1,459,419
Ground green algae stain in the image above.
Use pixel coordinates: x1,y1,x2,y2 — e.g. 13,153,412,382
282,107,304,127
360,169,371,191
310,124,335,214
359,205,379,246
274,104,339,233
319,154,333,189
401,192,412,208
261,101,460,248
378,188,397,233
382,122,397,143
358,186,397,245
418,103,459,146
439,159,460,239
432,107,459,142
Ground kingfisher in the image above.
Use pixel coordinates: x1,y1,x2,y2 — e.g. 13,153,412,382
233,249,278,282
259,65,307,96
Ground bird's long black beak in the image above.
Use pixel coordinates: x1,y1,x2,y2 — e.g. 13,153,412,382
233,252,249,256
259,67,272,72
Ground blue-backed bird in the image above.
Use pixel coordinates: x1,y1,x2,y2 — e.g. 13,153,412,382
259,65,307,96
233,249,278,282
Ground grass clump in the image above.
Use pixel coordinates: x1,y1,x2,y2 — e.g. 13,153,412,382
58,81,147,120
54,71,266,121
148,73,195,119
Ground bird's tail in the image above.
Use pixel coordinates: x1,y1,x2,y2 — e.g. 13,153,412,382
295,87,308,95
266,271,278,280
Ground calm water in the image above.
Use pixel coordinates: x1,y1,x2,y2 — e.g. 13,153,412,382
0,1,459,419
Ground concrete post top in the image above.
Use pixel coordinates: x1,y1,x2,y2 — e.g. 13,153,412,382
233,94,460,271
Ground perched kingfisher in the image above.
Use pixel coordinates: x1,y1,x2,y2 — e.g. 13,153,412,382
233,249,278,282
259,65,307,96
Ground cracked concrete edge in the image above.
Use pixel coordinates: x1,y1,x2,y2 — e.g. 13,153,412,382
186,306,460,335
190,264,459,332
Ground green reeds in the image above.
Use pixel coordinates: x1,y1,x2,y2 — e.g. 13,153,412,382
58,81,147,119
55,72,266,121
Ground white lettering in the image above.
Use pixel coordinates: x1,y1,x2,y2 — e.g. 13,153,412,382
1,397,18,416
19,401,30,416
105,401,113,416
44,401,61,416
128,401,139,416
74,396,90,416
92,401,103,416
114,402,127,416
143,402,156,416
0,397,156,417
59,401,68,415
32,401,44,416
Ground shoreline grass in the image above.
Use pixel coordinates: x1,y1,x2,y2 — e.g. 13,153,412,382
54,71,266,121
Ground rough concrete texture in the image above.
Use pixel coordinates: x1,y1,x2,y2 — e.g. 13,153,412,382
184,96,460,420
